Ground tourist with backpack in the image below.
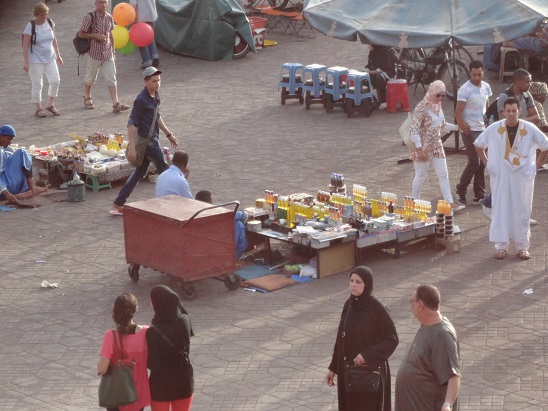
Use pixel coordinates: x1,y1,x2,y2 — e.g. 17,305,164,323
77,0,129,113
22,2,63,118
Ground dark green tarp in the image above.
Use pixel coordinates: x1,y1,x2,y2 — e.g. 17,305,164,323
155,0,255,60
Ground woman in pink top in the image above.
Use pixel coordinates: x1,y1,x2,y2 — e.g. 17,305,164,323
97,293,151,411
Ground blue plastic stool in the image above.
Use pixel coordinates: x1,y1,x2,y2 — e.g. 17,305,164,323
302,64,327,110
325,66,348,113
345,71,375,118
278,63,304,105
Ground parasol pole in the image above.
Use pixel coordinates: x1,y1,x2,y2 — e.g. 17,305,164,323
452,37,460,151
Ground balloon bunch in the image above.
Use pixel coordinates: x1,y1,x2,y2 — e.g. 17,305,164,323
111,3,155,55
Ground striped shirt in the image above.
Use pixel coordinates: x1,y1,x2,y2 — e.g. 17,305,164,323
80,11,114,61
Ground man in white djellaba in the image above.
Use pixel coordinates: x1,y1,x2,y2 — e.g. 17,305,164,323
474,97,548,261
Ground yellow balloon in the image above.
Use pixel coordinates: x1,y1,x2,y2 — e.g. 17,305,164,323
112,25,129,49
113,2,136,27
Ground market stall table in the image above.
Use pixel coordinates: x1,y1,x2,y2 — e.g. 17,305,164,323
246,226,357,278
356,223,437,260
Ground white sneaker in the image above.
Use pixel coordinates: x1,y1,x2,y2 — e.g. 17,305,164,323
451,203,465,211
378,103,387,110
530,219,538,226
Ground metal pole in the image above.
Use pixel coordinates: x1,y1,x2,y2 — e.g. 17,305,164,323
451,37,460,151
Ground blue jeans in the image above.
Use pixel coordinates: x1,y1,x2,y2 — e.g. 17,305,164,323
139,22,159,67
114,139,168,206
456,130,485,199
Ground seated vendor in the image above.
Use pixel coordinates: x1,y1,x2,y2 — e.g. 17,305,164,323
155,150,192,199
503,25,548,55
0,125,48,205
364,44,398,108
195,190,250,260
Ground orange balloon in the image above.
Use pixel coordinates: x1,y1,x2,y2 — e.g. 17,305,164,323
112,2,136,27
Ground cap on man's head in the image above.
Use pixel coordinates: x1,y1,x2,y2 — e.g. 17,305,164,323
143,66,162,79
0,125,16,137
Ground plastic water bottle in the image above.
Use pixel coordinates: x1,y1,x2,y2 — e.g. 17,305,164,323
488,114,495,125
72,169,81,183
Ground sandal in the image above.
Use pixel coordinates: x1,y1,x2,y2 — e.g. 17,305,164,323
45,106,61,116
84,97,95,109
518,250,531,260
113,102,130,113
494,250,507,260
35,109,47,118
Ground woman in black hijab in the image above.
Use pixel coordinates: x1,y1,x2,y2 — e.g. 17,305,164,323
326,266,399,411
147,285,194,411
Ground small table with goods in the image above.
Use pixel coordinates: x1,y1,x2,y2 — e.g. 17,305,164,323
29,132,160,190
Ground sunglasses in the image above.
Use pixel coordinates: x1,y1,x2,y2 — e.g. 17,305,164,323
435,94,446,98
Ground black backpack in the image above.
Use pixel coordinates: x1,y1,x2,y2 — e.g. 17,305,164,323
73,12,94,56
484,85,533,122
73,12,95,75
23,18,54,53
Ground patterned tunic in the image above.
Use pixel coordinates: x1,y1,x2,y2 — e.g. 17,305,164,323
408,100,447,162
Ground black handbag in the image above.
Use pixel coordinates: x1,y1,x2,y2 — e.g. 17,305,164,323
344,363,381,393
98,330,138,408
341,306,381,394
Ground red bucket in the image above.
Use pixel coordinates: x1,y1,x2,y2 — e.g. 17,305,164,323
248,16,267,49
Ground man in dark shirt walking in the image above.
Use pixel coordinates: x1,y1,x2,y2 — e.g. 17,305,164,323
110,67,178,215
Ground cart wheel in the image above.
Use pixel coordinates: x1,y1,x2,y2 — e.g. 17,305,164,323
128,263,140,282
181,284,197,300
305,91,311,110
233,33,250,59
224,274,241,291
281,88,287,105
297,88,304,104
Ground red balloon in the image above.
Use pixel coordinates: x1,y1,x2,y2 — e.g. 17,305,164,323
129,22,154,48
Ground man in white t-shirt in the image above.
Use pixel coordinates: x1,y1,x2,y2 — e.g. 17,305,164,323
455,60,492,205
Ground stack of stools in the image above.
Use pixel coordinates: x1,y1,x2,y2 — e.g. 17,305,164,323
386,79,411,113
434,212,461,255
278,63,304,105
345,71,375,118
325,66,348,113
302,64,327,110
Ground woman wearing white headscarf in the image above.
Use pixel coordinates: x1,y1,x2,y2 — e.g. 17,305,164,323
409,80,464,211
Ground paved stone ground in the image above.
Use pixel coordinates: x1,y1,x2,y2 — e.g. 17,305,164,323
1,1,547,410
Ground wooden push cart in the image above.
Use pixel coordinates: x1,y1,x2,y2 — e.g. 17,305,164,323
123,195,241,299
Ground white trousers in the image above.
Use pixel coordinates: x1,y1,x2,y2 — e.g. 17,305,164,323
411,157,453,203
495,241,529,252
28,60,60,103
